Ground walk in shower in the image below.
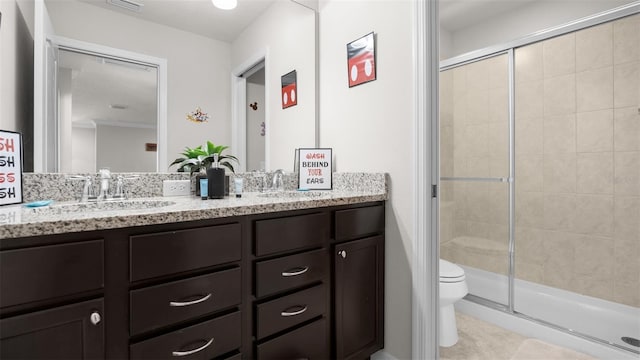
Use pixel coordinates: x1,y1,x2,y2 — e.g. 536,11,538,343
439,5,639,356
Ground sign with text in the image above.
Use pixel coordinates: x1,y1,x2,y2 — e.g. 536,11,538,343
0,130,23,206
298,148,332,190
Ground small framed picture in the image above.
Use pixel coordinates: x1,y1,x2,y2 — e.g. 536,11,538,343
347,32,376,87
297,148,332,190
281,70,297,109
0,130,23,206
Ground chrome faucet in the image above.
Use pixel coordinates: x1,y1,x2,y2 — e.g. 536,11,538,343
272,169,284,191
97,168,111,201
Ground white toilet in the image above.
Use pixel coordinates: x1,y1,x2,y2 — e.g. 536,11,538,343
439,259,468,347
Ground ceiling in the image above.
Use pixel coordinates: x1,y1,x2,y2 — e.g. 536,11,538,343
440,0,537,32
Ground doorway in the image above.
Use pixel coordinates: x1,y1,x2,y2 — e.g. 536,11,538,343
244,62,266,171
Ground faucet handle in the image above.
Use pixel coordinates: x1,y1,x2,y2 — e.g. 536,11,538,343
67,175,96,202
113,175,139,199
272,169,285,191
99,168,111,179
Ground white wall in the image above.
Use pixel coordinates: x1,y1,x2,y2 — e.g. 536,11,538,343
96,125,156,173
319,0,414,358
46,0,232,172
231,0,316,171
71,127,95,173
0,0,34,171
247,81,266,171
446,0,634,58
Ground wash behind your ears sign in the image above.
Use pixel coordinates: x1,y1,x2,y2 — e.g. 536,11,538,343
298,148,332,190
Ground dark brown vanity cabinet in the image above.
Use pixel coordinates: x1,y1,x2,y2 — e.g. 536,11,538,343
333,204,385,360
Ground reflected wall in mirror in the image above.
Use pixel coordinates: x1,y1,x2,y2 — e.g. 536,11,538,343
29,0,316,172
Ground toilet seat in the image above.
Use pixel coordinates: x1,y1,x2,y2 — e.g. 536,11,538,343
440,259,466,283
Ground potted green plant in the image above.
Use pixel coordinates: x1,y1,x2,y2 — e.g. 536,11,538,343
170,141,239,195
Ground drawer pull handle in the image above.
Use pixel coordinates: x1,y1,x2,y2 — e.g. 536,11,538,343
281,305,308,317
282,266,309,277
171,338,214,357
169,293,212,307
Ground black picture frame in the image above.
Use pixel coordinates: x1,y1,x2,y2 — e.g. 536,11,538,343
347,32,376,87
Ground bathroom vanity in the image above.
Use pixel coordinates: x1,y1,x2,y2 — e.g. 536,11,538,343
0,178,386,360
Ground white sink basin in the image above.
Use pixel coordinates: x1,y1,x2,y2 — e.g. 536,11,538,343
27,199,176,215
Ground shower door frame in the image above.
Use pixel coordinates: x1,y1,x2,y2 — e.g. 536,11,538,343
439,1,640,354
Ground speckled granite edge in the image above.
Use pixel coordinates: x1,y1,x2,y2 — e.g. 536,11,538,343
22,172,387,202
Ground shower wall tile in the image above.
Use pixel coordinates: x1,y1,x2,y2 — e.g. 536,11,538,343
467,90,490,124
543,114,576,154
613,236,640,284
543,194,576,231
515,80,544,118
467,183,491,222
613,196,640,239
576,152,614,194
515,43,543,83
613,14,640,65
573,234,614,278
489,86,509,124
543,153,576,193
515,227,546,264
576,109,614,152
613,60,639,108
516,261,544,283
467,156,490,178
543,74,576,116
516,154,543,192
572,194,614,236
467,59,490,90
515,117,543,154
488,55,509,88
453,66,467,97
465,124,489,157
572,276,614,302
488,185,509,225
613,107,640,151
515,191,544,228
576,67,613,112
614,151,640,195
543,33,576,78
542,231,576,289
576,22,613,72
613,281,640,308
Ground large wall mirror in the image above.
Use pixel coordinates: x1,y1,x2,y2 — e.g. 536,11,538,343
33,0,317,173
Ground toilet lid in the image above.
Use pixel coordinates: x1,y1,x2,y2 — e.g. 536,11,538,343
440,259,465,281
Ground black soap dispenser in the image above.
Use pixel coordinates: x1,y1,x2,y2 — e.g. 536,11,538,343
207,153,225,199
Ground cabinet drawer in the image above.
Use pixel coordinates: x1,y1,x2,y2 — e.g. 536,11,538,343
0,240,104,308
256,284,325,339
256,318,327,360
130,223,241,282
335,205,384,241
255,213,328,256
130,268,241,336
255,249,326,298
130,311,241,359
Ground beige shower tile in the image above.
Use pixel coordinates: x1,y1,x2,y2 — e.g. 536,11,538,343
614,236,640,283
576,109,613,152
467,59,490,90
515,117,543,155
543,231,576,289
515,191,544,228
543,114,576,154
613,14,640,64
614,151,640,195
489,86,509,124
467,156,490,178
573,234,614,278
465,124,489,157
466,89,489,124
576,22,613,72
572,194,614,236
467,221,492,240
454,220,469,238
573,276,614,302
467,183,491,223
515,227,547,264
543,153,576,193
614,107,640,151
613,61,639,109
488,186,509,225
516,154,543,192
488,54,509,89
543,32,576,78
613,280,640,308
543,193,576,231
453,93,467,123
453,66,467,97
576,67,613,112
544,74,576,116
576,152,614,194
515,80,544,119
614,195,640,239
516,261,544,283
515,43,543,83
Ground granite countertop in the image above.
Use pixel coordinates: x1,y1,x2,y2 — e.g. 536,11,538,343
0,190,387,240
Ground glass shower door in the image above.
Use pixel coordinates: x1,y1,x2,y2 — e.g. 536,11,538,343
440,53,512,306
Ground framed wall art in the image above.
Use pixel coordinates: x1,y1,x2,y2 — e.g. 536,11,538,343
347,32,376,87
281,70,297,109
0,130,23,206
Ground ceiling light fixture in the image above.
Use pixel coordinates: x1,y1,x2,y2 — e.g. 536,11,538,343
212,0,237,10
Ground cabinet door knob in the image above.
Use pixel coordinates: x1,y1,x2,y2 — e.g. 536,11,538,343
90,311,101,325
338,250,347,258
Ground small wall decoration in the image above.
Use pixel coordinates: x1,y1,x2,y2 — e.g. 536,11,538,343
186,107,209,123
297,148,332,190
145,143,157,152
0,130,23,206
281,70,297,109
347,32,376,87
249,102,258,111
